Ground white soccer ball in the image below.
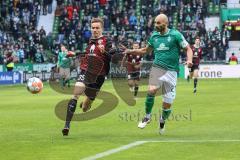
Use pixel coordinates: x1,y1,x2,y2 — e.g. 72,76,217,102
26,77,43,94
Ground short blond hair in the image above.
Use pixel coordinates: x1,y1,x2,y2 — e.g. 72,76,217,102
91,17,104,28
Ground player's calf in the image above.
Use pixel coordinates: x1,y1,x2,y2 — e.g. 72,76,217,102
134,85,139,97
159,116,165,135
62,99,77,136
193,78,198,93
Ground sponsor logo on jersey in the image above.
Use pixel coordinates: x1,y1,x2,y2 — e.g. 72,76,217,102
157,43,169,51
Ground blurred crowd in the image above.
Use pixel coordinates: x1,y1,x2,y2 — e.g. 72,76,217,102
0,0,231,66
0,0,53,64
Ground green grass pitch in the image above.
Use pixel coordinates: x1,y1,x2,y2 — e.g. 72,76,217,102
0,78,240,160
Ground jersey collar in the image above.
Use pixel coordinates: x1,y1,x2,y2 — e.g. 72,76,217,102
157,28,170,36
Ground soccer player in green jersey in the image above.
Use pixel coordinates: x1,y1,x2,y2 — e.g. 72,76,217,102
123,14,193,134
57,44,72,89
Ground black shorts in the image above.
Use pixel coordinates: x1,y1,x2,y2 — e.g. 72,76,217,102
189,65,199,73
77,70,105,100
128,71,140,80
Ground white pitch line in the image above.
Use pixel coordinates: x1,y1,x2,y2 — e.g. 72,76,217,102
149,139,240,143
81,141,147,160
81,139,240,160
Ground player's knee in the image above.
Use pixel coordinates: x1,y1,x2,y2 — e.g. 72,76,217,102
148,90,157,96
148,87,158,95
68,99,77,113
74,82,85,95
163,96,174,104
75,82,85,88
128,81,134,87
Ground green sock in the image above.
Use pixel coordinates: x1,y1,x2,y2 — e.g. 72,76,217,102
68,79,70,87
66,79,70,87
162,108,172,120
60,78,64,87
145,94,155,114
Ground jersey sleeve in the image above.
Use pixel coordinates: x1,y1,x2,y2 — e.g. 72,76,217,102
175,31,189,49
147,34,154,48
199,49,203,59
105,37,115,55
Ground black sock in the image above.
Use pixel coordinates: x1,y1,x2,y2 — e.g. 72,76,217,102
194,78,198,89
65,99,77,128
187,75,190,82
134,86,139,97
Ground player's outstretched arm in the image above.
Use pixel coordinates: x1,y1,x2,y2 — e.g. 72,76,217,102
185,45,193,67
123,45,153,56
120,54,127,67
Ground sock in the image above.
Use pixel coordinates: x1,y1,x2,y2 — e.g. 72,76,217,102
146,114,151,119
161,108,172,121
187,75,190,82
63,78,66,87
194,78,198,89
65,99,77,128
65,79,70,87
134,86,139,97
145,94,155,115
60,78,64,88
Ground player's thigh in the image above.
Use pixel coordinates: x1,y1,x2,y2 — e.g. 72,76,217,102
60,68,70,79
193,69,199,78
189,71,194,78
73,82,86,96
161,71,177,104
85,75,105,100
149,66,165,87
74,71,87,95
59,67,65,77
134,79,140,86
128,79,134,86
162,83,176,104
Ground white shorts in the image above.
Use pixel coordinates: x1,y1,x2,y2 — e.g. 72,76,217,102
149,66,177,103
59,67,70,79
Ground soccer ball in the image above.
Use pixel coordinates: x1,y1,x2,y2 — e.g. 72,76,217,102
26,77,43,94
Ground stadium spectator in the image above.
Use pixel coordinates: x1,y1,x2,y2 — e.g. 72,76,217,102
4,50,17,71
34,46,45,63
0,44,3,64
229,53,238,65
0,0,231,64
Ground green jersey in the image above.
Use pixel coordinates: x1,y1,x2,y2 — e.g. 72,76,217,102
148,29,188,71
57,51,71,68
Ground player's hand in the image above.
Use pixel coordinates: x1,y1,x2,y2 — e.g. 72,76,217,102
119,44,131,55
185,61,193,68
123,49,133,55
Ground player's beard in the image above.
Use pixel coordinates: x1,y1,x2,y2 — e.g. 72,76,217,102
155,25,165,33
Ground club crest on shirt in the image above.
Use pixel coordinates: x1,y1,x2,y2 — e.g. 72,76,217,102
98,39,103,45
167,36,171,42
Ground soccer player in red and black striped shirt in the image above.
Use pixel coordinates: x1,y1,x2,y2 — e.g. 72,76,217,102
187,37,203,93
121,42,142,98
62,18,116,136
